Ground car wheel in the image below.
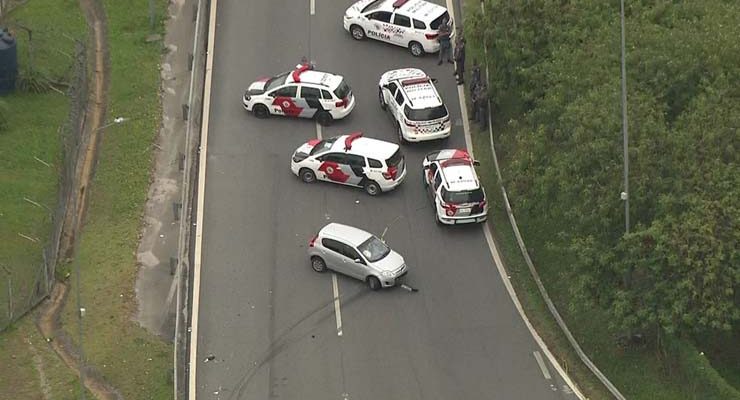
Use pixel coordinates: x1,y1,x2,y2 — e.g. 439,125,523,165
422,169,428,186
350,25,366,40
364,180,381,196
378,88,387,110
409,41,425,57
316,111,333,127
300,168,317,183
311,256,327,273
435,212,444,225
253,104,269,119
367,276,381,291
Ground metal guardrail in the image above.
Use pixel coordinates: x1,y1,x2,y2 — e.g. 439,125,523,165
173,0,210,398
476,1,626,398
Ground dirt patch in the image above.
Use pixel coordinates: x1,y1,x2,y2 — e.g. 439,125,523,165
33,0,120,398
36,284,122,400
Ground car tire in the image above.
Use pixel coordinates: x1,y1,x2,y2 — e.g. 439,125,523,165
316,111,333,127
435,212,444,226
300,168,317,183
367,276,381,291
364,180,381,196
311,256,327,273
350,25,366,40
378,88,387,110
409,41,425,57
253,104,269,119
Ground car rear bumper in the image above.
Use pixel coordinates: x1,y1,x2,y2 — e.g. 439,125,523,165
403,127,451,142
379,165,407,192
438,213,488,225
331,95,356,120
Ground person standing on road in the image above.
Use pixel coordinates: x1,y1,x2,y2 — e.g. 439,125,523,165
454,36,466,85
437,17,453,65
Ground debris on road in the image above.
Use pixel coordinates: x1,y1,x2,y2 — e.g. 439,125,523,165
204,354,215,363
400,283,419,293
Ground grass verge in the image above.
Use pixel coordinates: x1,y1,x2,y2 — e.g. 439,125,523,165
462,1,738,398
56,1,173,399
0,0,85,396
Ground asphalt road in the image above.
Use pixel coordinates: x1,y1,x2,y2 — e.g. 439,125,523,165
194,0,579,399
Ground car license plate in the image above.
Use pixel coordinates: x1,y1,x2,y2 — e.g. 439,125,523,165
457,208,471,216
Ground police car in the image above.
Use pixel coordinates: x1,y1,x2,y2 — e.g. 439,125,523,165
242,63,356,126
378,68,451,143
343,0,454,57
291,132,406,196
422,149,488,225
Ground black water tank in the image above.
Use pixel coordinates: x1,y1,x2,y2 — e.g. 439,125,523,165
0,29,18,95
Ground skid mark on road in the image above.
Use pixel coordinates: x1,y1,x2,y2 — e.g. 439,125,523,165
228,287,370,400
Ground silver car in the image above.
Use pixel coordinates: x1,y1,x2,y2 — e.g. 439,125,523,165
307,223,408,290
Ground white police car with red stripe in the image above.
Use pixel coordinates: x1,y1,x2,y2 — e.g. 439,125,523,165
343,0,454,57
291,132,406,196
422,149,488,224
242,63,356,126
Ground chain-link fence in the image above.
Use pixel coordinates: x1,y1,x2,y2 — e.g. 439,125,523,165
0,33,88,331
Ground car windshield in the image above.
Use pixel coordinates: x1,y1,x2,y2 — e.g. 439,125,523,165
357,236,390,262
265,72,289,91
309,137,338,156
404,104,448,121
333,80,351,99
441,187,485,204
361,0,384,13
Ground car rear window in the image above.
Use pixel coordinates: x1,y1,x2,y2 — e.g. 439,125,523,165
430,11,450,30
309,137,338,155
386,148,403,168
334,80,351,99
442,187,485,204
404,104,448,121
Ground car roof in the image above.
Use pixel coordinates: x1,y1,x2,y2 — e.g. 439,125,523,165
430,149,480,191
374,0,446,22
383,68,442,109
329,133,399,160
320,223,373,246
286,68,343,90
440,163,479,191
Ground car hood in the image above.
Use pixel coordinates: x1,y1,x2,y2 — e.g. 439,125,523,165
246,78,270,95
345,0,373,17
293,139,322,156
369,249,405,273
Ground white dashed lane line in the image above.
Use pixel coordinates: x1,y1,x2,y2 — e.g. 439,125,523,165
316,122,322,140
310,0,315,15
332,273,343,336
533,351,552,380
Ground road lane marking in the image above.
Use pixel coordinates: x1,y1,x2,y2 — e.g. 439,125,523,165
533,351,552,380
332,273,343,336
315,122,322,140
188,0,219,396
310,0,315,15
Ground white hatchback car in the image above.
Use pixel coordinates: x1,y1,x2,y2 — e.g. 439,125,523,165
291,132,407,196
422,149,488,225
242,64,356,126
308,223,408,290
379,68,451,143
343,0,454,57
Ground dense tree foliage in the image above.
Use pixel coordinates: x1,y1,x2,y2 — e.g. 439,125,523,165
468,0,739,337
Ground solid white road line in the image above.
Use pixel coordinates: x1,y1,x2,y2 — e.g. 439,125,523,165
315,122,322,140
445,0,583,397
188,0,219,396
533,351,552,380
332,273,343,336
310,0,315,15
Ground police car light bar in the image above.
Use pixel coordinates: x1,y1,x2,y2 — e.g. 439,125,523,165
344,132,363,151
292,63,312,83
401,77,430,86
392,0,410,8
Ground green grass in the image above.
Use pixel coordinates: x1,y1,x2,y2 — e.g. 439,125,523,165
462,1,738,399
0,0,86,328
57,1,173,398
0,318,82,399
